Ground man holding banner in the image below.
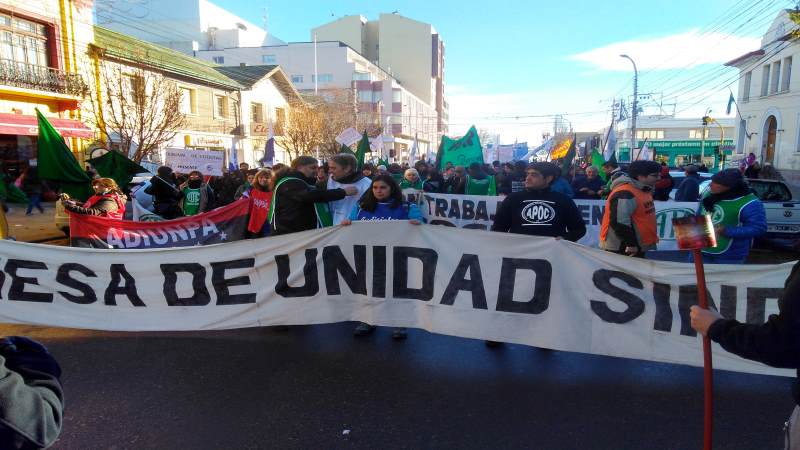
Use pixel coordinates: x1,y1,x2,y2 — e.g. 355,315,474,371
492,162,586,242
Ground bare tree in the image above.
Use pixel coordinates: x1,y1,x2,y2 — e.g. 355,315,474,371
278,103,323,161
84,58,187,163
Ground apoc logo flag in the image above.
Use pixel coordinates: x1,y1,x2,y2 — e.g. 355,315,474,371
521,200,556,225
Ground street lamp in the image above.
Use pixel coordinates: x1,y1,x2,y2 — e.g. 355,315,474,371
620,54,638,161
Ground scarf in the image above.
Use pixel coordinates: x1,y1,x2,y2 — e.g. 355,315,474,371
701,183,751,212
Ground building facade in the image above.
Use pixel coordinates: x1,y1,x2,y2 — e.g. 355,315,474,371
616,116,735,169
0,0,94,177
196,41,439,162
726,9,800,185
94,0,284,55
312,13,448,135
88,26,300,168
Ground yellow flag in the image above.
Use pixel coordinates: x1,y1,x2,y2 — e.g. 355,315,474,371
549,138,573,159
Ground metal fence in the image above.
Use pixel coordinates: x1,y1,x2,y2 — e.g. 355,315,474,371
0,60,86,96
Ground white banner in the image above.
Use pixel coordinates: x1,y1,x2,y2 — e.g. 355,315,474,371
418,193,698,250
164,148,225,176
335,128,362,147
0,223,793,377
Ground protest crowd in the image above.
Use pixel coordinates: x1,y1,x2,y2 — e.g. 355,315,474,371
0,122,797,449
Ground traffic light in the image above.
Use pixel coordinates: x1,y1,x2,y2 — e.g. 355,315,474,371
702,116,710,126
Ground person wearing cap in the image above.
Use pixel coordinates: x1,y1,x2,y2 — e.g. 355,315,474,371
399,168,423,190
674,164,702,202
492,162,586,241
600,160,662,257
697,168,766,264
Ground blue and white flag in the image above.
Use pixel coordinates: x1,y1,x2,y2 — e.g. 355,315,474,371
260,121,275,167
228,140,239,172
726,92,736,115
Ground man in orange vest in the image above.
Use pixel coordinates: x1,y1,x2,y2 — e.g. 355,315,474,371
600,160,662,257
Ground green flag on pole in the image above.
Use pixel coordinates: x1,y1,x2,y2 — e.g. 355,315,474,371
35,108,93,201
437,126,483,170
339,143,354,156
355,130,369,170
88,150,149,190
591,149,608,182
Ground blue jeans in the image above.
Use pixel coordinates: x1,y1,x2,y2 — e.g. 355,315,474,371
26,193,42,214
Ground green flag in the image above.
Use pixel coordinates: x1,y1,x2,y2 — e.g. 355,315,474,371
437,126,483,170
355,130,369,170
35,108,93,201
377,158,389,168
591,149,608,182
88,150,148,191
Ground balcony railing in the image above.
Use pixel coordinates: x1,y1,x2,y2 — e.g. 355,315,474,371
0,60,87,96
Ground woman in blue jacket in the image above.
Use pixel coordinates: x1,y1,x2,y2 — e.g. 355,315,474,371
341,174,422,339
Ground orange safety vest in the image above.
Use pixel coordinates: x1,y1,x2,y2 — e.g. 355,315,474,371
600,183,659,246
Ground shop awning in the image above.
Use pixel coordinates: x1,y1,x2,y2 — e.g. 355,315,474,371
0,113,94,139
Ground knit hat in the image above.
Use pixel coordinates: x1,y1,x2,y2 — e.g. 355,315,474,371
627,161,662,179
711,168,744,188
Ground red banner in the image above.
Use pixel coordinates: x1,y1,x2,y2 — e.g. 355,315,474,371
69,199,250,248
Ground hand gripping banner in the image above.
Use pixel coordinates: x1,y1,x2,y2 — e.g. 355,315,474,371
0,222,793,377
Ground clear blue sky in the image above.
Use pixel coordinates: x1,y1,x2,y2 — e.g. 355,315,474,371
216,0,789,143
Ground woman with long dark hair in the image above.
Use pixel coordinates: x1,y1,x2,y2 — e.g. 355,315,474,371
341,174,422,339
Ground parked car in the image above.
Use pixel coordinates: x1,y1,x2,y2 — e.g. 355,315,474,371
668,170,713,201
54,173,153,235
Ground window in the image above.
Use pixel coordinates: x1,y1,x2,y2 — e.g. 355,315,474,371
312,73,333,83
392,89,402,102
743,71,752,101
212,56,224,64
250,102,264,123
782,57,792,92
357,90,373,102
274,107,286,135
291,74,303,83
0,14,48,68
179,87,196,114
689,129,710,139
214,94,227,118
124,74,144,101
261,54,276,64
761,64,770,96
771,60,781,94
635,130,664,139
353,71,371,81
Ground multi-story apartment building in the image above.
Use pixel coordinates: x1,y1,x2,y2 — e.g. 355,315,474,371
312,13,448,136
0,0,94,176
616,116,735,169
726,9,800,184
197,41,439,161
88,26,301,167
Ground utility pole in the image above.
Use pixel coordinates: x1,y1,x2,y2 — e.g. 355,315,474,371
700,109,711,166
313,33,318,95
620,54,638,162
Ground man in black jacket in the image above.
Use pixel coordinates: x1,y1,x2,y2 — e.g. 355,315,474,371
691,261,800,448
146,166,183,219
270,156,358,235
491,161,586,241
674,164,701,202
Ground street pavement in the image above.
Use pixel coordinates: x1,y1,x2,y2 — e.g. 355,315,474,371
0,323,792,450
1,202,796,449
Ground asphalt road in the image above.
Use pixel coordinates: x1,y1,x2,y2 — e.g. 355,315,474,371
2,322,792,450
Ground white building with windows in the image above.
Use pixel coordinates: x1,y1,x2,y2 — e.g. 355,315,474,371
196,41,439,161
726,9,800,185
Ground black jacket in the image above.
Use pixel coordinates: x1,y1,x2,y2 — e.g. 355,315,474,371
674,174,700,202
708,260,800,405
491,187,586,241
271,170,347,235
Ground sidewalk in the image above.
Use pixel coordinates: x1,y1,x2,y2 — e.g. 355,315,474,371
5,201,64,242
